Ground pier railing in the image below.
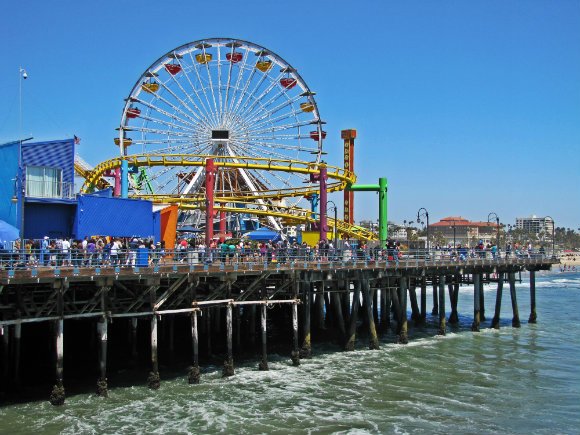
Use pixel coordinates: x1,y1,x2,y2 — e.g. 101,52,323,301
0,246,559,276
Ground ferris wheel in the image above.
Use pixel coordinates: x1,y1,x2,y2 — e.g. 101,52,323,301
117,38,325,230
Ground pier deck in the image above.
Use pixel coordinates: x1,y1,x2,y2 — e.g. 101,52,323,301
0,255,557,404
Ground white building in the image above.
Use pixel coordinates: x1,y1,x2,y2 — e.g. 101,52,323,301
515,215,554,237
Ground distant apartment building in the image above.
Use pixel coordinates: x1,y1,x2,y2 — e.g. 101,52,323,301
515,215,554,237
429,216,498,247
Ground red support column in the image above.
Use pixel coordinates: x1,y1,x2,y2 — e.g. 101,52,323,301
113,167,121,197
319,163,328,242
205,159,215,247
219,210,226,242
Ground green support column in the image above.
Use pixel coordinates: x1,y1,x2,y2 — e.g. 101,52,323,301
347,178,388,248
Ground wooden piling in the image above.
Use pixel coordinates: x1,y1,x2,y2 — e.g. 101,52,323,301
448,275,459,324
50,283,65,406
49,318,65,405
2,325,9,383
398,276,408,344
259,304,268,370
315,285,326,332
471,274,481,332
148,315,160,389
480,275,486,321
96,317,108,397
491,273,504,329
363,278,380,350
528,270,537,323
420,276,427,322
438,275,446,335
222,303,235,376
130,317,138,361
331,288,346,344
508,272,521,328
345,279,361,351
300,282,312,358
432,275,439,315
248,305,255,350
409,278,421,324
188,310,201,384
13,322,21,386
291,301,300,366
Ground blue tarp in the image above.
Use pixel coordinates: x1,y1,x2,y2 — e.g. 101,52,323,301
0,219,19,242
243,227,280,241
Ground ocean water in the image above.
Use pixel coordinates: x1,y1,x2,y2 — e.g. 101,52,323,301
0,272,578,434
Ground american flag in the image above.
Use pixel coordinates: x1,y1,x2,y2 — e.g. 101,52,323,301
74,135,81,145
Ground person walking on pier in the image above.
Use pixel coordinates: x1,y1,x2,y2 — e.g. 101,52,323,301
40,236,49,266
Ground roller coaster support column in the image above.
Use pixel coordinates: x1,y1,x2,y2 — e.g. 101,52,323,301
121,160,129,198
205,159,215,246
319,163,328,242
347,178,388,248
219,210,226,242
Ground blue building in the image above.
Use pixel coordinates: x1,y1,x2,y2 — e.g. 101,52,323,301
0,138,156,240
0,138,77,239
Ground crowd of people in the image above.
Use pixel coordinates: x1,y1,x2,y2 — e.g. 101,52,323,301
0,235,552,270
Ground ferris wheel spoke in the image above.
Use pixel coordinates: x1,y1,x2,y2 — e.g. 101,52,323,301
143,91,207,129
236,69,285,120
127,125,202,140
131,97,199,130
216,44,225,125
168,58,216,128
147,140,214,155
186,51,220,127
234,136,317,153
224,45,252,124
245,94,304,127
155,79,213,129
199,47,221,127
228,140,302,164
133,112,200,135
243,119,314,137
241,85,294,122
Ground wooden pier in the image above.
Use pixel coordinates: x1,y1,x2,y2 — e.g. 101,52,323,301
0,256,556,405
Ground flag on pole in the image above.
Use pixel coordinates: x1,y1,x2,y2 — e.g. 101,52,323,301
74,135,81,145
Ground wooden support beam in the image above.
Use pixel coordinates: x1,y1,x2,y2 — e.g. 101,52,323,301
188,310,200,384
96,317,108,397
345,278,361,351
363,277,379,350
509,272,521,328
222,303,234,377
491,273,504,329
472,274,481,332
528,270,537,323
259,304,268,370
438,275,446,335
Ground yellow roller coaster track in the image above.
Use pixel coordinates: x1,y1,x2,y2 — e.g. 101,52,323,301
179,200,377,241
79,153,376,241
81,154,355,196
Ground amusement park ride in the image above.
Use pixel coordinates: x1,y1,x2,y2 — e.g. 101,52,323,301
77,38,386,245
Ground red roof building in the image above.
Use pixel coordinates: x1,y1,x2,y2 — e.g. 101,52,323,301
429,216,499,247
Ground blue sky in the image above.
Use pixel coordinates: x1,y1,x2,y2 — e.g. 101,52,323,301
1,0,578,229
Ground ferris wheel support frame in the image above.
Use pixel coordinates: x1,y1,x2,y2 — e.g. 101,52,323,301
205,158,215,246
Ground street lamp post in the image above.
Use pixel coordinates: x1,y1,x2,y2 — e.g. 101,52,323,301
417,207,429,256
18,66,28,250
487,212,500,253
545,216,555,258
327,200,337,245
